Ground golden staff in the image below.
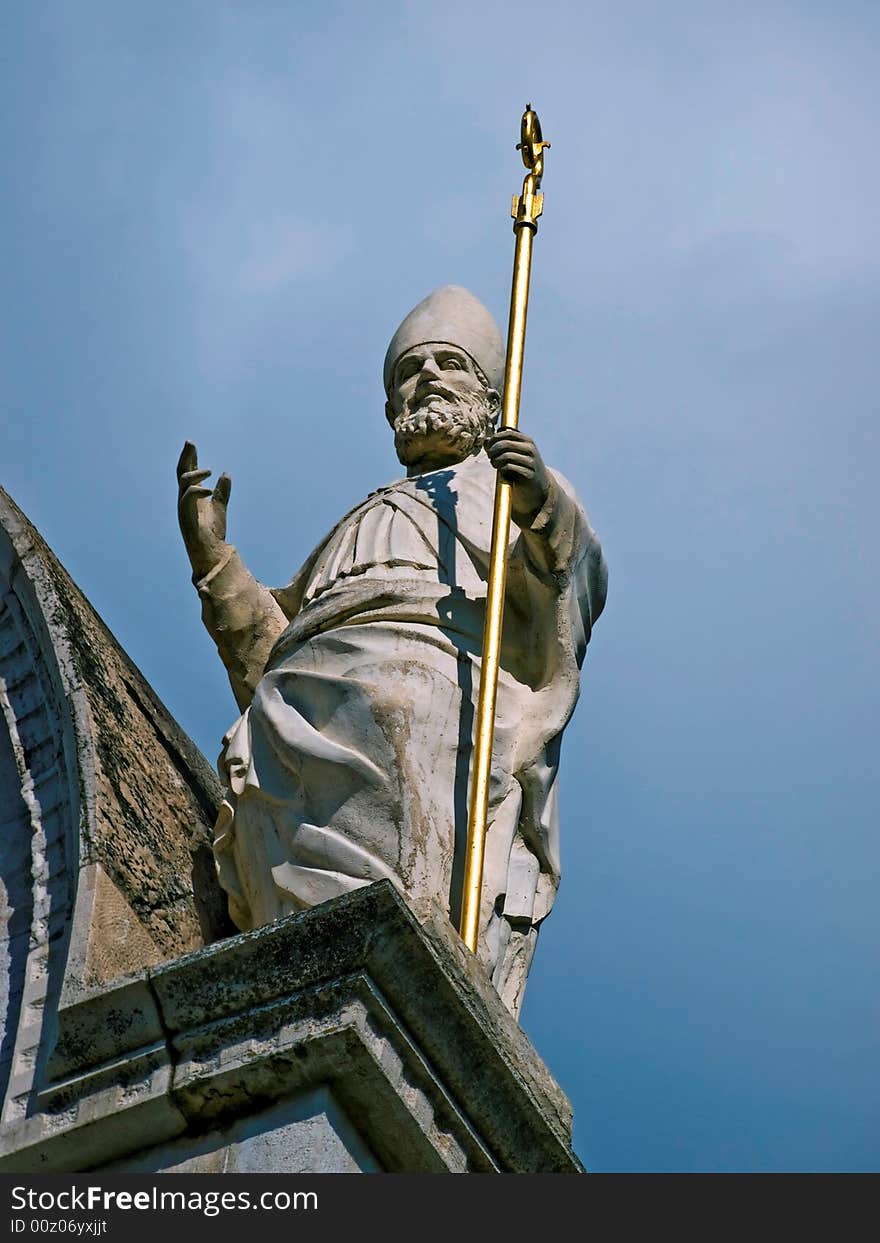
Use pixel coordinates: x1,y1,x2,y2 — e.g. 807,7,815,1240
460,104,550,953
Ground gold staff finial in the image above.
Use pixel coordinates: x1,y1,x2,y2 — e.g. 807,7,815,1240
459,105,550,954
517,103,551,184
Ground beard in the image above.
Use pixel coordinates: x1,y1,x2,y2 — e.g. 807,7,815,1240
393,387,496,468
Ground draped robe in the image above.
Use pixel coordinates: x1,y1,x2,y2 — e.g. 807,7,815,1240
197,450,607,1016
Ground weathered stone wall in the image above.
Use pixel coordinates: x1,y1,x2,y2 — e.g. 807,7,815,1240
0,487,231,1125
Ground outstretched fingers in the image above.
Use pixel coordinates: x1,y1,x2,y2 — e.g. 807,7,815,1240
213,473,231,508
177,440,198,480
177,445,230,509
179,467,212,489
179,484,213,508
175,441,230,575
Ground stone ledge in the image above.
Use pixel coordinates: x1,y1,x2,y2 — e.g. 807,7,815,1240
0,881,584,1174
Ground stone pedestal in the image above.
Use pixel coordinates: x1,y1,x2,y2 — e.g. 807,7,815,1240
0,882,583,1173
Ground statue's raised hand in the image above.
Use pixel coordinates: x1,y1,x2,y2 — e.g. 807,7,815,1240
176,441,232,580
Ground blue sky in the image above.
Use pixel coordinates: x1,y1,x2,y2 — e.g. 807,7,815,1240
2,2,878,1171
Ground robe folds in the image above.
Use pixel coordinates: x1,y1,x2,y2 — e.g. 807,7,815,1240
198,451,607,1015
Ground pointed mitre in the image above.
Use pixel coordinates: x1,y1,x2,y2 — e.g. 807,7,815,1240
383,285,505,395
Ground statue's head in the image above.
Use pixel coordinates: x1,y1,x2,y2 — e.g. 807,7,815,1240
383,286,504,473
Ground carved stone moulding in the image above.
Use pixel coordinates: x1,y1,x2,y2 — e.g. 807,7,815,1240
0,882,583,1174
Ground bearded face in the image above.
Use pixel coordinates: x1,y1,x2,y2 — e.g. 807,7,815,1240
386,343,499,473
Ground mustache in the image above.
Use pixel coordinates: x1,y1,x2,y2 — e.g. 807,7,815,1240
411,380,462,407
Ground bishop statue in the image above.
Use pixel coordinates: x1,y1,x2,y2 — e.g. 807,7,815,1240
177,285,607,1017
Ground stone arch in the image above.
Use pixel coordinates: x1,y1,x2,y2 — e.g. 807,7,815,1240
0,489,230,1123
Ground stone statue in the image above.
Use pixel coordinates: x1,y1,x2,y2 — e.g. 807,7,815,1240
177,286,607,1016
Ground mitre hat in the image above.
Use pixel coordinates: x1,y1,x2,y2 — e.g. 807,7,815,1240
383,285,505,396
